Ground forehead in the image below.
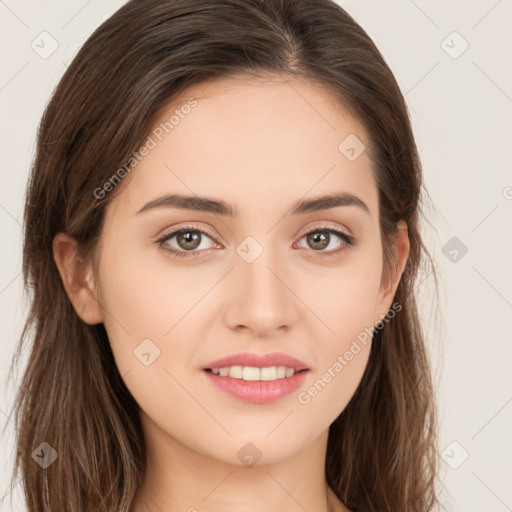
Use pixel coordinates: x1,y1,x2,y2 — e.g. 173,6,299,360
105,74,378,222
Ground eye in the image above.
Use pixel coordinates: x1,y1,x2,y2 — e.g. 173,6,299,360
295,225,356,255
156,225,219,258
155,223,356,260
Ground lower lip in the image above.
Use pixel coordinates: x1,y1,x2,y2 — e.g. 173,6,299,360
203,369,309,404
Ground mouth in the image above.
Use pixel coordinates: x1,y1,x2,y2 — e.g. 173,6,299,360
202,352,310,404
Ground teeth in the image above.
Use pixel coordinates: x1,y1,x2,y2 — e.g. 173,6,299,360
243,367,259,381
210,365,297,381
229,366,243,379
261,367,276,380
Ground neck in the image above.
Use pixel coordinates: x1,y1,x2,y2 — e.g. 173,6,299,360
132,411,344,512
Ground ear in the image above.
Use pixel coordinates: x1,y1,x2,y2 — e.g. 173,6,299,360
373,220,410,325
52,232,104,325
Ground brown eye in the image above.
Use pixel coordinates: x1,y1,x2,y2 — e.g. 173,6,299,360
156,226,218,258
176,231,202,251
297,226,356,254
305,231,330,251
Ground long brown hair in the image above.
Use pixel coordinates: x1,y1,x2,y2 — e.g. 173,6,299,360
5,0,442,510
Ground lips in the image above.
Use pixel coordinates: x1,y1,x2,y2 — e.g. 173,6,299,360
203,369,309,404
203,352,310,372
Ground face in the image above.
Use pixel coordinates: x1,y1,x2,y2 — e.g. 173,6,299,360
56,74,408,467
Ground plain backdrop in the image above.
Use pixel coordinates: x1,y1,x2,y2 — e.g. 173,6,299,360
1,1,511,511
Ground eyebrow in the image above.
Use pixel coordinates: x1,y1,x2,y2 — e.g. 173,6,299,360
136,192,370,217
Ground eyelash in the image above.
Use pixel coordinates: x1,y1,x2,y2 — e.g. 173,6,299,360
155,223,356,259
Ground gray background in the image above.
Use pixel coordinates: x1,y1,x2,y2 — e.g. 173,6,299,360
1,1,511,510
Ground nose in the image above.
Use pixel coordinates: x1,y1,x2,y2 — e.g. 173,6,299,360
223,244,299,337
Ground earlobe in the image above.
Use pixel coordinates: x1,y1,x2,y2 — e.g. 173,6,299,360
373,220,410,325
52,232,104,325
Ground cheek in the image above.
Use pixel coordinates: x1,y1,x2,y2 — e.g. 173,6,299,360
292,252,381,415
294,270,379,421
97,242,197,338
95,254,197,429
93,244,170,378
299,249,382,339
95,242,216,405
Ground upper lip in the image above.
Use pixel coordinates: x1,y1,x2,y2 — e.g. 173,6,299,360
203,352,309,372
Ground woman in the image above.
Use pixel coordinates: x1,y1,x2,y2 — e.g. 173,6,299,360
7,0,441,510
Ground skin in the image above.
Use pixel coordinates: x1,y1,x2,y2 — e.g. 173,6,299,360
53,74,409,512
